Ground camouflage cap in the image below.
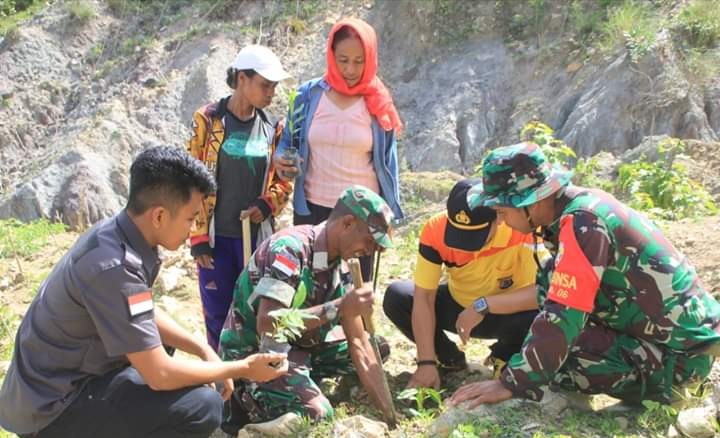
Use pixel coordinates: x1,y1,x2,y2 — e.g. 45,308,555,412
467,142,573,209
339,185,394,248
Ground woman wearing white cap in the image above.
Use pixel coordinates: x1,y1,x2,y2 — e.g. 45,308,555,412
186,45,293,352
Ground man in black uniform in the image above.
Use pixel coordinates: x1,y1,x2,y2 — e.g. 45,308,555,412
0,146,287,438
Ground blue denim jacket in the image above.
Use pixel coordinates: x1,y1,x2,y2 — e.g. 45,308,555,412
276,78,404,220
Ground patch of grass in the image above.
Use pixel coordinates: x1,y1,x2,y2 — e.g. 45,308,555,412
569,0,606,39
0,0,43,37
433,0,480,46
92,58,117,79
675,0,720,49
600,0,660,62
681,47,720,84
637,400,678,437
0,218,66,259
120,35,154,56
65,0,95,24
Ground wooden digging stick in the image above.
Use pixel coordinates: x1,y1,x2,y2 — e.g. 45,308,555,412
241,211,252,268
348,258,398,429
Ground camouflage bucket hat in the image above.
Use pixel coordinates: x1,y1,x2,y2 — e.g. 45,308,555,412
467,142,573,209
339,185,394,248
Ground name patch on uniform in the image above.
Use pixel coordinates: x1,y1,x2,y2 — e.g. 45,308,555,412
546,216,599,313
272,254,298,277
128,291,153,316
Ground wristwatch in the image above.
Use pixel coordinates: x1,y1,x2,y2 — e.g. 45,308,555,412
473,297,489,316
323,302,338,321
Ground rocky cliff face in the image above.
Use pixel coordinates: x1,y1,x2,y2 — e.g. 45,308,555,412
0,0,718,228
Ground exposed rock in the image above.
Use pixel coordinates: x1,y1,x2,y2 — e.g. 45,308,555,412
615,416,629,430
332,415,389,438
675,406,717,438
236,412,302,437
2,0,720,226
156,266,186,294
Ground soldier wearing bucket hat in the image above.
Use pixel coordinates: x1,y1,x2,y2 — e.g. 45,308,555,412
218,185,395,433
449,142,720,409
383,179,547,390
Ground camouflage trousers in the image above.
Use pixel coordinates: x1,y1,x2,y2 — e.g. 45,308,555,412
226,335,389,429
549,321,714,404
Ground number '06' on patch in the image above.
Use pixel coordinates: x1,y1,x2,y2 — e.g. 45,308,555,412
128,291,153,316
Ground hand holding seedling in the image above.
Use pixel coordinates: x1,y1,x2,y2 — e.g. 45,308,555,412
241,353,289,381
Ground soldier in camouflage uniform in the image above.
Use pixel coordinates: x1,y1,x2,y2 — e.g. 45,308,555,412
449,142,720,408
218,185,395,433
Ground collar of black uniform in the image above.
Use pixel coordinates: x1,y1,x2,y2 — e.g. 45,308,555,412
117,209,160,270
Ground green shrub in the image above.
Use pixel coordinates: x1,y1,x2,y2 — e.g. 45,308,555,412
66,0,94,24
573,156,614,192
0,0,42,37
519,120,576,167
1,0,34,17
616,138,718,220
570,0,605,38
676,0,720,49
0,219,66,259
681,47,720,84
601,0,659,61
512,123,717,220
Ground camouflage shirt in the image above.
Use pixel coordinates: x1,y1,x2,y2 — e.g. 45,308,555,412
219,223,346,360
502,186,720,401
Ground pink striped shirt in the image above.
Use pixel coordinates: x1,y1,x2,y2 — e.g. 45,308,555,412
305,92,379,207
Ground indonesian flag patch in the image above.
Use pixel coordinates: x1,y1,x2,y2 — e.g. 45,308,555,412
272,253,298,277
128,290,153,317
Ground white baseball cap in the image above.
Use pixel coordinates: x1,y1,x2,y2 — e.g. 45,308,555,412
230,45,291,82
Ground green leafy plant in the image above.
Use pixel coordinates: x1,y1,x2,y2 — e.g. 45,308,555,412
397,387,445,420
66,0,95,24
267,307,317,343
520,120,576,167
675,0,720,49
600,0,659,61
286,89,305,150
450,419,504,438
616,138,718,219
573,156,613,192
637,400,678,436
0,0,42,37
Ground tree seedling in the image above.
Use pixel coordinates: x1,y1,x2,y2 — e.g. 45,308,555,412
260,308,318,368
397,387,445,420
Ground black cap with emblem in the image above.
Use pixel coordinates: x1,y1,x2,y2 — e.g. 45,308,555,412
444,179,497,252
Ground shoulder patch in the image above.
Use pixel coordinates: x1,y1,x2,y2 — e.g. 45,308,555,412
271,252,300,278
546,215,600,313
127,290,153,317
